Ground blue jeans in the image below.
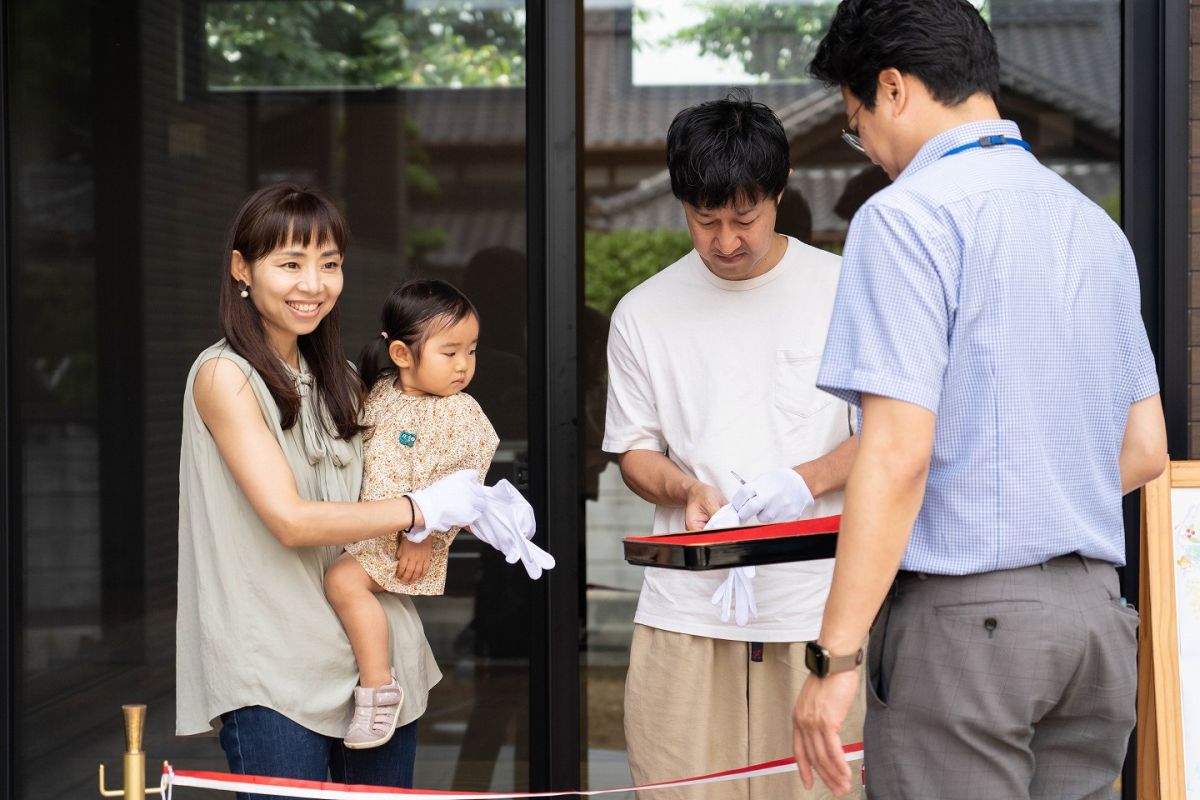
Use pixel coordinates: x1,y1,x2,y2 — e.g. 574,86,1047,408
219,706,418,799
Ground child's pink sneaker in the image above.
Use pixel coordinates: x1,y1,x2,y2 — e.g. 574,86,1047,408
343,676,404,749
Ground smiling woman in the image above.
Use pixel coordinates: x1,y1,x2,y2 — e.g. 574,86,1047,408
217,184,359,435
231,240,345,366
175,183,485,790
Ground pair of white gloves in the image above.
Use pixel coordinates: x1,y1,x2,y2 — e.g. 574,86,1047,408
709,467,814,626
405,469,556,579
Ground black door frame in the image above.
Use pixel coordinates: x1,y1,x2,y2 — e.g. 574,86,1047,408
0,0,586,793
526,0,583,791
1,0,14,794
1125,0,1190,456
1120,0,1189,795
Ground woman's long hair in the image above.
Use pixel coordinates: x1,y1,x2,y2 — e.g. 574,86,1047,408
358,279,478,390
218,183,365,439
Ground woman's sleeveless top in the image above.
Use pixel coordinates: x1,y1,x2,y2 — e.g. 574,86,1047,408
176,341,441,736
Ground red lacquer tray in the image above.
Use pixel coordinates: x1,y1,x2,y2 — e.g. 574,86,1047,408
622,515,841,570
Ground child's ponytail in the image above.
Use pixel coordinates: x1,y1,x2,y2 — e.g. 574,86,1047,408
357,333,394,391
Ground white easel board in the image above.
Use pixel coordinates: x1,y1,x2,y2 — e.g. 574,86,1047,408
1138,460,1194,797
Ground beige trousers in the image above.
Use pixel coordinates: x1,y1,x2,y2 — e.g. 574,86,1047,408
624,624,866,800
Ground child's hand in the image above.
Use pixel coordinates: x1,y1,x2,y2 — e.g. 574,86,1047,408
395,536,433,584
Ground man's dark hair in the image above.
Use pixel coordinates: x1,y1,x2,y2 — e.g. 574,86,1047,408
809,0,1000,109
666,91,790,210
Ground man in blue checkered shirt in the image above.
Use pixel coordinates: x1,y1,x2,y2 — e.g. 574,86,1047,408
783,1,1169,797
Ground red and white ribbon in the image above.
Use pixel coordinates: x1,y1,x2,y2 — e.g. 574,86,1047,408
162,743,862,799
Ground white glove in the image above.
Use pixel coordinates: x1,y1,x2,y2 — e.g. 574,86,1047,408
472,480,556,579
405,469,486,543
711,566,757,626
503,529,557,580
704,503,741,531
703,505,757,626
730,468,814,524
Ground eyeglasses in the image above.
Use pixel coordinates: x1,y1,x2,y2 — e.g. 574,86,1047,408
841,102,866,156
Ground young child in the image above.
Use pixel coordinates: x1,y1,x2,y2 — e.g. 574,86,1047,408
323,279,499,749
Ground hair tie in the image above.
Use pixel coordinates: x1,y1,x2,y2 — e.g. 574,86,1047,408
380,331,388,340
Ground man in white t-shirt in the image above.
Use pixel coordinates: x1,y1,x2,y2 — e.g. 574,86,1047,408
604,94,865,800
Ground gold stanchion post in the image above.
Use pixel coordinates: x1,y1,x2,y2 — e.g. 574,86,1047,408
98,704,164,799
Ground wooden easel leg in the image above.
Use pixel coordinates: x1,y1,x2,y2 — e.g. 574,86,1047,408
1137,491,1159,800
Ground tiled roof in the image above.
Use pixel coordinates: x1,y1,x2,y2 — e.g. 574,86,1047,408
407,2,1121,149
407,87,525,146
582,8,828,150
585,1,1121,148
584,1,1121,234
992,1,1120,135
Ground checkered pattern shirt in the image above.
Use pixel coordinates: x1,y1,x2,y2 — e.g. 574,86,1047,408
817,120,1159,575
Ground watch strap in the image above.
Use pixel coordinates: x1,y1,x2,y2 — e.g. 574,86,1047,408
827,648,864,674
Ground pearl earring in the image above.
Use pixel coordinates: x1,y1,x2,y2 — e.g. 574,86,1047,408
237,280,250,299
240,288,249,299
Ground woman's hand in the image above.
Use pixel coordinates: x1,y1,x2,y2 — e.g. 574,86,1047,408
395,536,434,584
406,469,486,541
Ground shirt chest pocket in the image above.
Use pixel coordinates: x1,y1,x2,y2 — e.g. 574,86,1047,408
774,349,833,419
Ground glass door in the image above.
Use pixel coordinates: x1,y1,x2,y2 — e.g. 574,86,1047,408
6,1,532,795
580,0,1124,790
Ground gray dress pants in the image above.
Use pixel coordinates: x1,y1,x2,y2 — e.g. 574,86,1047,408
863,554,1137,800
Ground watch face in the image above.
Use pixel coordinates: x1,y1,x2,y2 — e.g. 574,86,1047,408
805,641,830,677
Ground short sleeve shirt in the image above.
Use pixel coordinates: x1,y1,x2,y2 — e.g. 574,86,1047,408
604,237,853,641
347,383,499,595
817,121,1158,574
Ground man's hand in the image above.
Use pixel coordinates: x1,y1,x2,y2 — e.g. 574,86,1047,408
731,467,815,524
395,536,434,584
792,670,859,796
684,481,727,531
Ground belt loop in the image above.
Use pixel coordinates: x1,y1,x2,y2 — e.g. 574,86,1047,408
1077,552,1090,572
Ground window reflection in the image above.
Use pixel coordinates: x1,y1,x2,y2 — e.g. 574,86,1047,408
582,0,1122,785
11,1,528,797
205,0,527,91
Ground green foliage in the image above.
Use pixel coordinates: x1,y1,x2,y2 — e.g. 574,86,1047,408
206,1,526,90
585,229,694,315
407,226,449,263
665,2,838,82
663,1,988,81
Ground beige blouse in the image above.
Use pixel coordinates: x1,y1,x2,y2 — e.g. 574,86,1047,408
176,342,441,737
346,377,499,594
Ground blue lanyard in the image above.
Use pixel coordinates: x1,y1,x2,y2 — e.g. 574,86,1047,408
939,134,1032,159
